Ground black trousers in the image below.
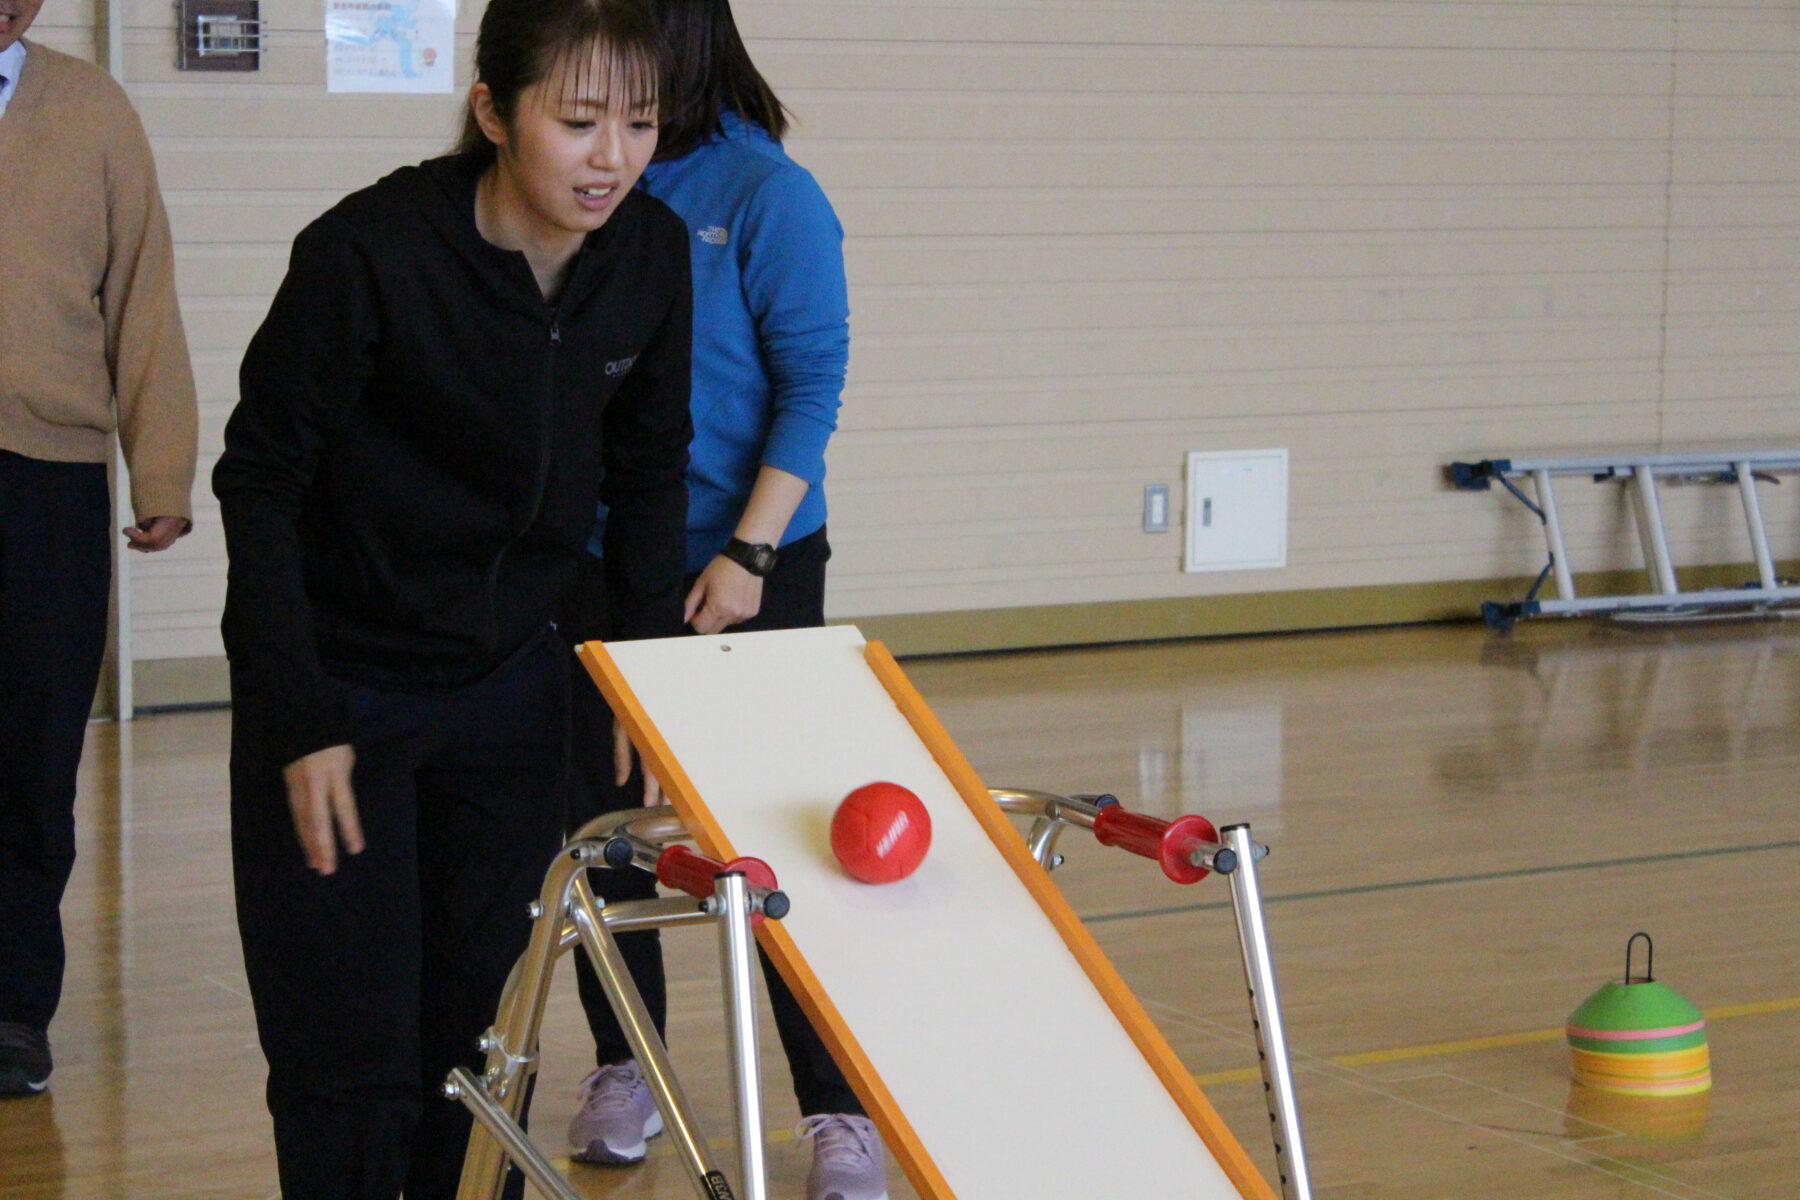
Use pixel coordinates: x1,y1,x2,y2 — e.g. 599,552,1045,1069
563,528,862,1117
230,631,568,1200
0,449,112,1034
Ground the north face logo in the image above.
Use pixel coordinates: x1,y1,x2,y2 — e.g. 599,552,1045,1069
698,226,729,245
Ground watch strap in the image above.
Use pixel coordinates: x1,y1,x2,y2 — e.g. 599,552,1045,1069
721,537,779,578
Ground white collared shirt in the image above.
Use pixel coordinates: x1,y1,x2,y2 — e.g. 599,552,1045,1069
0,41,26,119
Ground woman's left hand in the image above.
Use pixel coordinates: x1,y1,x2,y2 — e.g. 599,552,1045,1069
685,555,764,635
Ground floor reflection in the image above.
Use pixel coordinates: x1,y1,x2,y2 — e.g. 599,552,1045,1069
1563,1082,1711,1163
0,1092,65,1199
1441,621,1800,788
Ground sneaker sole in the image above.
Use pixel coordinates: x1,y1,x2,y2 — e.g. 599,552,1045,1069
569,1111,664,1165
0,1066,49,1097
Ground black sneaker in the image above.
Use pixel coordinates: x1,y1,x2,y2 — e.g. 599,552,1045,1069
0,1022,51,1096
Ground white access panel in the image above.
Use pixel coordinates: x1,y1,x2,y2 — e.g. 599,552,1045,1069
1185,450,1289,572
600,626,1249,1200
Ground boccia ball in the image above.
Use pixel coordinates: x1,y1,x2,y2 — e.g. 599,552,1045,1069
831,782,931,884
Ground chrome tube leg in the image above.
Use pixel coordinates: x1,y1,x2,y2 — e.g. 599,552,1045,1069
447,1068,584,1200
569,876,737,1199
716,873,769,1200
1221,824,1312,1200
1024,816,1068,869
456,845,597,1200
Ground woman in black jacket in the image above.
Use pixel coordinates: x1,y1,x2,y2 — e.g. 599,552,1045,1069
212,1,689,1195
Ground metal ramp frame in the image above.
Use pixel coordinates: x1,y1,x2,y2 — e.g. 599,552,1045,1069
558,627,1305,1200
1451,450,1800,629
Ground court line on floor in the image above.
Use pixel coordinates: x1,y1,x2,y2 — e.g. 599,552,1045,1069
576,997,1800,1174
1299,1064,1731,1200
1162,1007,1737,1200
556,853,1798,1174
1449,1073,1737,1200
1085,838,1800,925
1190,995,1800,1087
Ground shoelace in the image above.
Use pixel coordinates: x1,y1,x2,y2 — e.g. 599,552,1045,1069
794,1114,879,1167
575,1061,647,1116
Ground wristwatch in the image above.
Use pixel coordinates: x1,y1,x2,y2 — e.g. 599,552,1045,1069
721,537,779,578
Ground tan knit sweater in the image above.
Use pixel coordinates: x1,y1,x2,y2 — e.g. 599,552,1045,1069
0,40,197,521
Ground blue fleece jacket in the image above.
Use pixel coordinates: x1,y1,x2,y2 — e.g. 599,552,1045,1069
590,111,849,573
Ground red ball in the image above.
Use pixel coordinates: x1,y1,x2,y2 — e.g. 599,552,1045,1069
830,782,931,884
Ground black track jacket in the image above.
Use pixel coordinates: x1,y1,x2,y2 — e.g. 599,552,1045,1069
215,154,692,767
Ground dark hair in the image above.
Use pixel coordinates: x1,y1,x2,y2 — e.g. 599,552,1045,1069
653,0,789,160
456,0,663,165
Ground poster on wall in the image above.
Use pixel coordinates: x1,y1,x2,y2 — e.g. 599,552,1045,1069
325,0,455,94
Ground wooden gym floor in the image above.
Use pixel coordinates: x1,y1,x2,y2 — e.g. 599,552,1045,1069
2,618,1796,1198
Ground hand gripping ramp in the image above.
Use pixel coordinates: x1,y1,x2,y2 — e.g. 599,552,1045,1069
580,625,1282,1200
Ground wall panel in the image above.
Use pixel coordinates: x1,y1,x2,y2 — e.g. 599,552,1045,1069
108,0,1800,674
30,3,94,60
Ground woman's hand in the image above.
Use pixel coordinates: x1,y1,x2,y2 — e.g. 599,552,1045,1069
281,744,364,874
613,718,664,807
684,555,763,635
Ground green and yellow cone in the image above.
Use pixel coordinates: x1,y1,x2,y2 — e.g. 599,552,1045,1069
1566,933,1710,1098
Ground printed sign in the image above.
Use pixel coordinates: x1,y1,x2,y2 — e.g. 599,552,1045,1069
326,0,454,94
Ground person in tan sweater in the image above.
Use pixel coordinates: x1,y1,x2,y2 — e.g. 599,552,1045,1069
0,0,197,1097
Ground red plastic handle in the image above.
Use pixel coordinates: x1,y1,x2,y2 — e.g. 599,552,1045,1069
655,846,780,923
1092,809,1220,884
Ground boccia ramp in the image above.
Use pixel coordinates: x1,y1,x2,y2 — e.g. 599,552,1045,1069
580,625,1278,1200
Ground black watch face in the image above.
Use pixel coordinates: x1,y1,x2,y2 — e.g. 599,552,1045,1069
729,540,777,575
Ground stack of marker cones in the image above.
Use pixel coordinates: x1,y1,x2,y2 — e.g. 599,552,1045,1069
1565,933,1710,1099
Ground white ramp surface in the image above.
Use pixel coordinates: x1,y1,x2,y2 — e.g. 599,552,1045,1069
594,626,1259,1200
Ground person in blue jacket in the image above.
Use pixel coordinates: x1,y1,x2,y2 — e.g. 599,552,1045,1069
558,2,877,1198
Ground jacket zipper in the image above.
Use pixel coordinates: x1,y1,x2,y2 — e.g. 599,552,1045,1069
485,313,564,653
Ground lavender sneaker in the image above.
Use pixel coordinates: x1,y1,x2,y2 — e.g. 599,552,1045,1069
0,1022,51,1096
568,1061,663,1164
796,1113,887,1200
